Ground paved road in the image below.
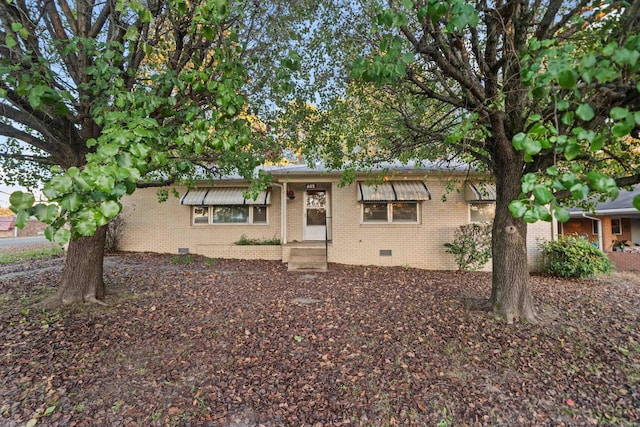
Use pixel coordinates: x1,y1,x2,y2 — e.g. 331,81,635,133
0,236,50,248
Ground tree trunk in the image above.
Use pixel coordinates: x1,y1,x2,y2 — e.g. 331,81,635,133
48,225,108,307
490,133,538,324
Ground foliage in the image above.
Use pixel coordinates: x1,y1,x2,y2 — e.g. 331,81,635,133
0,246,63,264
235,234,281,245
274,0,640,321
1,0,269,245
444,222,492,271
104,216,125,253
538,236,612,278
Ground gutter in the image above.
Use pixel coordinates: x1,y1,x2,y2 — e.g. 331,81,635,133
582,213,603,251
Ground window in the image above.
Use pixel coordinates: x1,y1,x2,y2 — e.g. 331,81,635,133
194,206,209,224
592,220,599,235
192,205,267,225
612,218,622,235
253,206,267,224
362,202,418,223
212,206,249,223
470,203,495,222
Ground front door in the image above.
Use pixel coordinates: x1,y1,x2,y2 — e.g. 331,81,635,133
304,189,327,241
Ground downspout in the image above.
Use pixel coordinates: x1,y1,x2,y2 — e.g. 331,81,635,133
582,213,603,250
271,182,287,245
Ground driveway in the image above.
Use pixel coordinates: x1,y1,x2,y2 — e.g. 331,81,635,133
0,236,52,251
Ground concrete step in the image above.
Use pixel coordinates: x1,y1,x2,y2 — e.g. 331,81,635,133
288,247,328,271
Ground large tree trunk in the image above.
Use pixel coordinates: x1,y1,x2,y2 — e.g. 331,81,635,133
47,225,108,307
490,145,537,324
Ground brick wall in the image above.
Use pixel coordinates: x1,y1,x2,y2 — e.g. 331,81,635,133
119,177,552,270
119,186,282,259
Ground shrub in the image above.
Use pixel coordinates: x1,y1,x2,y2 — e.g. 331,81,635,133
444,222,492,271
538,236,612,278
235,234,281,245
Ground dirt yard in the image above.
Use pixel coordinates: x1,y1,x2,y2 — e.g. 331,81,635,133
1,253,639,426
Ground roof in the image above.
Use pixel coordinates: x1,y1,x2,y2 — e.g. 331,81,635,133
0,216,15,231
264,159,471,175
200,160,475,182
569,185,640,217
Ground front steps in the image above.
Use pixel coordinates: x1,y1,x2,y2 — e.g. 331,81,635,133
287,247,328,271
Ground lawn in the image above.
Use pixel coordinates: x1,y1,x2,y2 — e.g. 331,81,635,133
1,253,639,426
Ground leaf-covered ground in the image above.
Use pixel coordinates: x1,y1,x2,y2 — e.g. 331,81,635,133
1,253,639,426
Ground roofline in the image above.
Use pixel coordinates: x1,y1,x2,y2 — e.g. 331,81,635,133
570,208,640,217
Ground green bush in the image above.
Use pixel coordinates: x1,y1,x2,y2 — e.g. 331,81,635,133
444,222,492,271
235,234,281,245
538,236,612,278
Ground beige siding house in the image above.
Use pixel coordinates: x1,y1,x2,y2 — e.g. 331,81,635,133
119,163,553,270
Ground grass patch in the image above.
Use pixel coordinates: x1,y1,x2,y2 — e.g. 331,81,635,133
169,255,193,264
234,234,281,245
0,246,63,264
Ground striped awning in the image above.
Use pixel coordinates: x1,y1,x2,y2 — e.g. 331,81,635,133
181,187,270,205
357,181,431,202
465,181,496,202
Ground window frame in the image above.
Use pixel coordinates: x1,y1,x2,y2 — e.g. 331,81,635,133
592,220,599,235
361,202,420,224
611,218,622,235
192,205,268,225
469,202,496,223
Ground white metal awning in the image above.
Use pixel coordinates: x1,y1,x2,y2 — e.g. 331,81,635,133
465,181,496,202
181,187,271,205
357,181,431,202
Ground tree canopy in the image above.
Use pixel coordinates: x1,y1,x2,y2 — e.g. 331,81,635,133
278,0,640,322
1,0,269,244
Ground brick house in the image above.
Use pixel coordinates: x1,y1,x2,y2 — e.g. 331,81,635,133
118,162,554,271
559,185,640,270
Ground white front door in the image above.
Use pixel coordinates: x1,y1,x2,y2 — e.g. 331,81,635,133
304,189,328,241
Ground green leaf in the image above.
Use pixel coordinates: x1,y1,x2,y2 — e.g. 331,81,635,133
45,227,71,245
6,34,17,49
613,48,639,66
590,135,605,152
43,405,56,417
554,207,570,223
32,204,58,223
576,104,594,121
9,191,35,211
512,133,527,150
532,186,553,204
558,69,577,89
15,210,30,228
633,195,640,211
610,107,629,120
523,138,542,155
570,183,589,199
99,200,121,218
49,175,73,193
60,193,83,211
508,200,528,218
612,121,633,138
72,210,97,236
564,143,581,161
546,166,559,176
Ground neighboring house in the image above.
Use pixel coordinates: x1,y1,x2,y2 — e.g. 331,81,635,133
0,215,47,238
118,162,554,271
559,185,640,270
0,216,16,238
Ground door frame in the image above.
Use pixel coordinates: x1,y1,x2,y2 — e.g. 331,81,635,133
303,188,329,241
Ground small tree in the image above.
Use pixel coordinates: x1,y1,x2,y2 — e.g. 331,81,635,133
445,222,492,271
